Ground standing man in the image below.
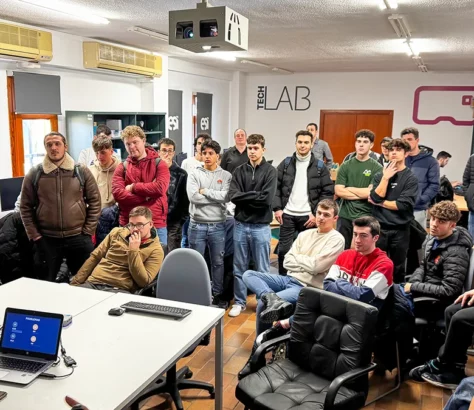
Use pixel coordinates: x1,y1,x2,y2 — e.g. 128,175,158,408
462,154,474,238
221,128,248,174
437,151,452,169
20,132,101,282
378,137,393,168
273,130,334,274
369,138,419,283
228,134,277,317
401,127,440,226
335,129,383,249
112,126,170,246
307,123,333,169
187,140,232,306
78,124,113,166
158,138,189,252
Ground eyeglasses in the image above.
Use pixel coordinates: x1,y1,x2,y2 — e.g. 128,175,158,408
127,222,151,230
160,149,174,154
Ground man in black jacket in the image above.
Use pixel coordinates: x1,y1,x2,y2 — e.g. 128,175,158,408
462,154,474,238
370,138,419,283
158,138,189,252
406,201,472,306
273,130,334,274
221,128,248,175
228,134,277,317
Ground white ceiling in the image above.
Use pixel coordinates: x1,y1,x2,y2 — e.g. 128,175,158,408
1,0,474,73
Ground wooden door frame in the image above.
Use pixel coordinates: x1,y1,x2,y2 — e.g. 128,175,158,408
7,76,59,177
319,110,394,141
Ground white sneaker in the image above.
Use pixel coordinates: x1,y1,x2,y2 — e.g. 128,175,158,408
228,304,245,317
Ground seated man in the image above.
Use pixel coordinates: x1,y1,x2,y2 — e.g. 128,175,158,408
238,216,394,379
71,206,164,293
242,199,345,335
405,201,472,308
410,288,474,390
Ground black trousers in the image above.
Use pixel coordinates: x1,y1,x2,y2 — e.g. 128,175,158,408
278,213,310,274
336,217,353,250
439,302,474,366
35,234,93,282
167,219,185,253
376,225,410,284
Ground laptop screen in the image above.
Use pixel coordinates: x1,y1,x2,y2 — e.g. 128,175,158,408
1,310,63,359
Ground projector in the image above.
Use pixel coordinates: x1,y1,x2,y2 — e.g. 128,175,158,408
169,1,248,53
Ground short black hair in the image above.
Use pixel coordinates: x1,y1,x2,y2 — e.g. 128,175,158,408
96,124,111,137
295,130,314,141
194,133,212,147
306,123,318,131
201,140,221,155
388,138,410,153
353,216,380,237
44,132,67,145
400,127,419,139
158,138,176,150
247,134,266,148
355,129,375,143
437,151,452,160
381,137,392,145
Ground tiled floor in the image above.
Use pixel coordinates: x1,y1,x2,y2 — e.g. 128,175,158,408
138,294,474,410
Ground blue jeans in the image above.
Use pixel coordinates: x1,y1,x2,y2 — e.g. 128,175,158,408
181,217,190,248
469,212,474,239
156,227,167,247
444,377,474,410
243,270,303,335
233,222,271,307
188,221,225,295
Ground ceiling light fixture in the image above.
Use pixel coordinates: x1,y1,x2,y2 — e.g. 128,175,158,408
202,45,212,51
128,26,169,42
379,0,398,10
388,14,411,38
19,0,109,24
271,67,294,75
404,40,419,57
240,59,271,68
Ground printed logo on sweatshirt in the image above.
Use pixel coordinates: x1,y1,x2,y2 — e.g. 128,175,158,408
434,255,441,264
217,179,223,184
363,169,372,177
391,183,398,189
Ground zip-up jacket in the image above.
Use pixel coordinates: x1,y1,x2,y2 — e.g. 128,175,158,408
462,154,474,212
168,162,189,223
229,158,277,224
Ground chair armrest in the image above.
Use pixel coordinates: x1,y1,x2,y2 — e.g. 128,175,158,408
250,334,291,372
135,279,157,296
324,363,377,410
413,296,441,304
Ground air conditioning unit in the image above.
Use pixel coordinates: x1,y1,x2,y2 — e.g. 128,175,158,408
0,22,52,62
83,42,162,77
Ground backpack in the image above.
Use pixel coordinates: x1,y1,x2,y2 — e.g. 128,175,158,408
283,156,324,177
434,175,454,204
122,158,161,177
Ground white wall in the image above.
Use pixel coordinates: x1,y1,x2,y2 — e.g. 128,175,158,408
243,72,474,181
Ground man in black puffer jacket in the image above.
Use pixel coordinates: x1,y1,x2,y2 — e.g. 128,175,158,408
273,130,334,274
462,153,474,238
406,201,472,308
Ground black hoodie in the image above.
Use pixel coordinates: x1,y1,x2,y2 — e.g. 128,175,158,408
229,158,277,224
409,227,473,304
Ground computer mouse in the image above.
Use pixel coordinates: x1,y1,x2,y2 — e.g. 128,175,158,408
108,307,125,316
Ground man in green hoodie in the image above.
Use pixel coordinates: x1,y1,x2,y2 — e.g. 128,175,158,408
186,140,232,307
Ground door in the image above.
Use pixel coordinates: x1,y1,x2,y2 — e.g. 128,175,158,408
320,110,394,164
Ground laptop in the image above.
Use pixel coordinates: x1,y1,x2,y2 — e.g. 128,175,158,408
0,308,63,385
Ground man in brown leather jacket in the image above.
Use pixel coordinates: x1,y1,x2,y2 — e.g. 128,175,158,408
20,132,101,282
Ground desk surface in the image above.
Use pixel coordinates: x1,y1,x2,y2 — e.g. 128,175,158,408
0,280,224,410
454,194,468,212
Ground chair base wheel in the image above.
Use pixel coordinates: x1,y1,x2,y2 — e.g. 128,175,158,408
185,370,193,379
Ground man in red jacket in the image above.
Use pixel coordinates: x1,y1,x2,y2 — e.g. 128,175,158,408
112,126,170,246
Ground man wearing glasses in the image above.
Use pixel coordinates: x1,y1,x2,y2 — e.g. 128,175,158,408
158,138,190,252
71,206,164,293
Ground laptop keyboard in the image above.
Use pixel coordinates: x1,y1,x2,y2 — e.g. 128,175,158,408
0,357,45,373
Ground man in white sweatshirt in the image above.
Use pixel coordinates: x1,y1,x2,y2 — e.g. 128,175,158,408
186,140,232,307
273,130,334,274
243,199,345,335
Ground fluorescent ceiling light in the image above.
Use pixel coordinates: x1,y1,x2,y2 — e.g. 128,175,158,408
128,26,169,42
388,14,411,38
404,40,420,57
271,67,294,75
379,0,398,10
19,0,109,24
240,59,271,68
202,45,212,51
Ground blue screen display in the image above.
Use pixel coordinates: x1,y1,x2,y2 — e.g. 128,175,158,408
1,313,61,356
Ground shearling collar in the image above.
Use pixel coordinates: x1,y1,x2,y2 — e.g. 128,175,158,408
42,153,75,174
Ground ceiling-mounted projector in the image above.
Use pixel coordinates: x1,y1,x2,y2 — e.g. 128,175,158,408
169,0,248,53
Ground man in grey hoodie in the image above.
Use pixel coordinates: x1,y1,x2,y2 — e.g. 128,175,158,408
186,140,232,307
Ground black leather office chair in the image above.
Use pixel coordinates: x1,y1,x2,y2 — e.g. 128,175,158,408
236,287,378,410
131,249,215,410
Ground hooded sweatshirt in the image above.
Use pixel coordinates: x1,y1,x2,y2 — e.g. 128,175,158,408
405,145,440,211
187,166,232,223
89,156,121,209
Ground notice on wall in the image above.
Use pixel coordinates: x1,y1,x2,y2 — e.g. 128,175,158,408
196,92,213,136
168,89,183,154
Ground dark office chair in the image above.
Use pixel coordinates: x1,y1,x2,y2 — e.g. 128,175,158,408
131,249,215,410
236,287,378,410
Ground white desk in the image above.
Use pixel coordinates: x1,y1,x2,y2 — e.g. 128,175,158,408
0,281,225,410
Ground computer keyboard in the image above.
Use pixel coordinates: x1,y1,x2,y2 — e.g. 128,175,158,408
0,357,45,373
120,301,192,319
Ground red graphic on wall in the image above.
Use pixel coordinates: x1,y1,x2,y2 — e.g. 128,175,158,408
413,86,474,126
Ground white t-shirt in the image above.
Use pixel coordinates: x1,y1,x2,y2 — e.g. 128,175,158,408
284,154,312,216
181,157,203,174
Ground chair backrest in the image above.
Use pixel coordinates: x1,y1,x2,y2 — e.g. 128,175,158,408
156,248,211,306
465,249,474,291
289,287,378,381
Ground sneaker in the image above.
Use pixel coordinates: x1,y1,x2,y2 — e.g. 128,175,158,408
256,321,290,346
422,368,466,390
409,359,443,382
228,304,245,317
212,294,229,310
